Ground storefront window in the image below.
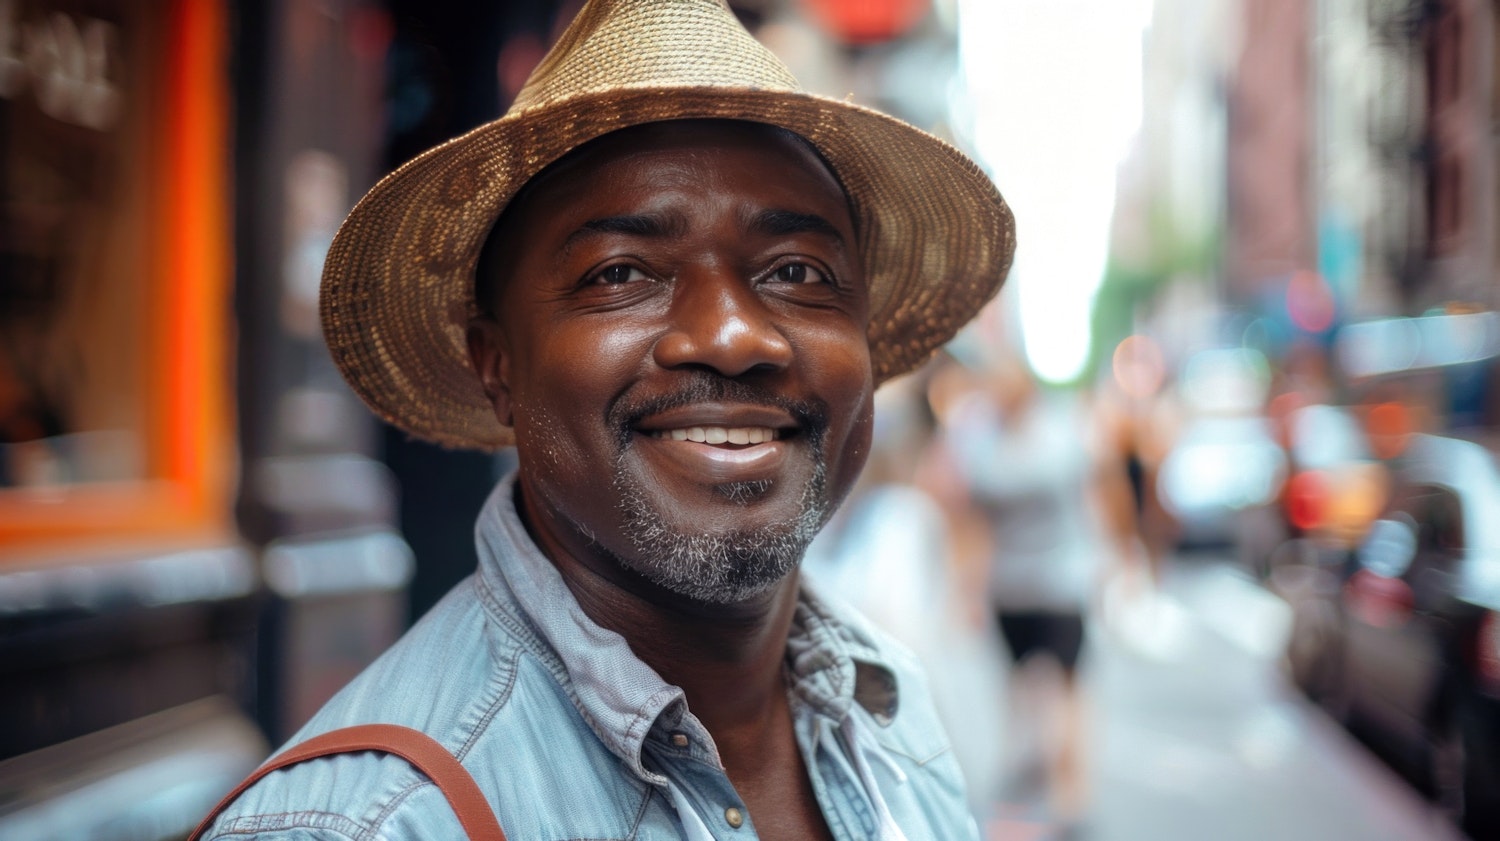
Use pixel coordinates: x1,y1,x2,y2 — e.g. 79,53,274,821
0,0,231,551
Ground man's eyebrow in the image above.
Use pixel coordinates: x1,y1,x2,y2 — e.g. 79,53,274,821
561,213,686,255
748,208,846,245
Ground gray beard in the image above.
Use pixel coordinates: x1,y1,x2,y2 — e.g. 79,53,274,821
610,453,830,605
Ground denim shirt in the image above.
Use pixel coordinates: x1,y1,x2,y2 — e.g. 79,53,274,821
205,475,976,840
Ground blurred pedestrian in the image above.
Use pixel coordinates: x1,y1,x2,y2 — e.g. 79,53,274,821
947,360,1107,834
1094,380,1176,605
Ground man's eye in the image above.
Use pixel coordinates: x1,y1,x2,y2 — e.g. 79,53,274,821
592,265,647,285
771,263,827,284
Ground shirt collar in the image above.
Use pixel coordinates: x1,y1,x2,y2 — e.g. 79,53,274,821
785,585,901,726
471,472,903,784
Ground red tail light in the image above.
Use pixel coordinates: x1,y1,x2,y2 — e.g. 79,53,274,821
1286,470,1329,532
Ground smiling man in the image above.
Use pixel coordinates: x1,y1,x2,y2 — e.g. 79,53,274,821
201,1,1012,839
469,121,873,613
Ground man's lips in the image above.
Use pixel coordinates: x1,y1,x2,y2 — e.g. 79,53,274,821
630,403,798,478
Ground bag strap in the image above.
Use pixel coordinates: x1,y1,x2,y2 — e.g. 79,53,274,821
188,723,507,841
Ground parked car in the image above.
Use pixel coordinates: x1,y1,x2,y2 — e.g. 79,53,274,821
1241,402,1386,582
1277,433,1500,839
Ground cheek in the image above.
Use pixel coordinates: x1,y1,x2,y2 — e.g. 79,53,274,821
802,323,874,481
829,389,874,497
507,348,623,539
803,318,874,404
508,320,651,456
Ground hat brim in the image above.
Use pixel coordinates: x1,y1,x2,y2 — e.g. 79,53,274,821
320,87,1015,450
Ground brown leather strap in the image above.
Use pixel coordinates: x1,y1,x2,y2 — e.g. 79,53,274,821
188,723,507,840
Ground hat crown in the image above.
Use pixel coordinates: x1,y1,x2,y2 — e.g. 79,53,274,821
512,0,802,113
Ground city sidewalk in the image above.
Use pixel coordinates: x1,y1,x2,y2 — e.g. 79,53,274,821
986,557,1462,841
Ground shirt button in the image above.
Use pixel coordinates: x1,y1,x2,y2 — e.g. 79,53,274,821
670,732,690,748
725,807,745,828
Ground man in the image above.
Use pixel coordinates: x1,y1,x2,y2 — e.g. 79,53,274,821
205,0,1013,838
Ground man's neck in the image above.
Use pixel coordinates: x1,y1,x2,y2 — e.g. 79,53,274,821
512,477,804,725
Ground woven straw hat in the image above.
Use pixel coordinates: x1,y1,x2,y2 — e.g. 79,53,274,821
321,0,1015,450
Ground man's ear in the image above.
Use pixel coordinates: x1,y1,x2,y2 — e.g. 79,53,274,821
466,315,515,428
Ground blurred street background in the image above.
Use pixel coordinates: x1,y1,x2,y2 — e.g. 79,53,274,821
4,0,1500,839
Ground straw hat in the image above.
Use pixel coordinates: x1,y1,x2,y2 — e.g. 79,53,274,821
320,0,1015,450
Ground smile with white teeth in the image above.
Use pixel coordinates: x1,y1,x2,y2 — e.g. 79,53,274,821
652,426,780,445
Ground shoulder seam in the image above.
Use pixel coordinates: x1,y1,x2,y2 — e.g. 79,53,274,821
454,631,522,762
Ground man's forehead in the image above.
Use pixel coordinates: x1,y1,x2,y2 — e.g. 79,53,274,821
525,119,847,206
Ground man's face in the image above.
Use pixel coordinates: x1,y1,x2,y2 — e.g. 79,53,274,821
470,120,874,605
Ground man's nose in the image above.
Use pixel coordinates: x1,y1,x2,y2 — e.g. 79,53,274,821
652,270,794,377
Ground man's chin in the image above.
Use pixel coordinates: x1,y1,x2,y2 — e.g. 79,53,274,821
614,526,812,605
610,478,828,605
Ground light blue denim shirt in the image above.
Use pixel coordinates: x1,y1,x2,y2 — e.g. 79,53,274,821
205,474,976,840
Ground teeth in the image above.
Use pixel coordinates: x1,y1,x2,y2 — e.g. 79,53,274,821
654,426,779,444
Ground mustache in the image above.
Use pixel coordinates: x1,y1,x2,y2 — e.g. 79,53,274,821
607,374,828,447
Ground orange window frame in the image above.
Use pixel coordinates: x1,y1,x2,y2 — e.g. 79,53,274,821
0,0,234,557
